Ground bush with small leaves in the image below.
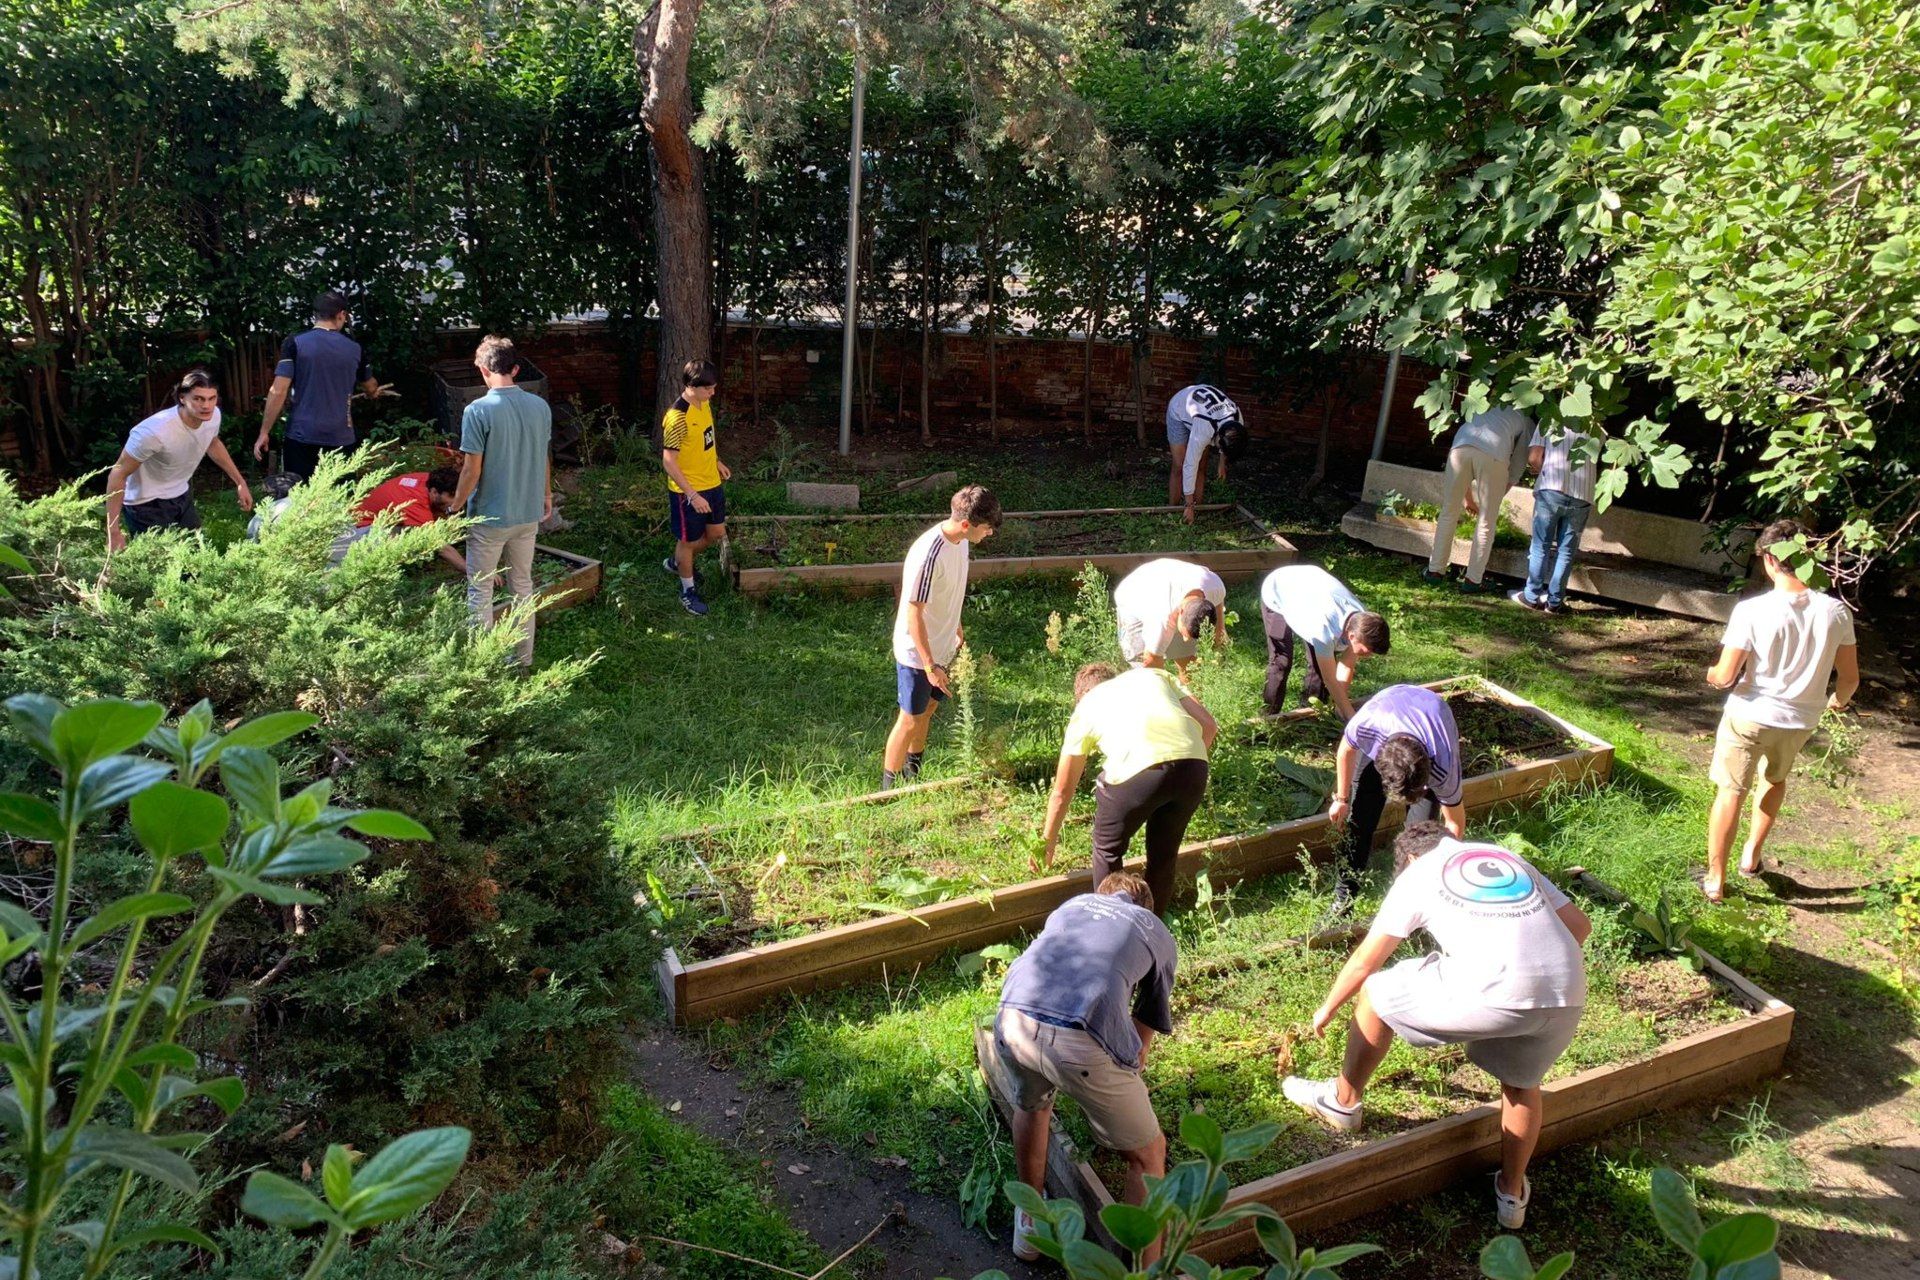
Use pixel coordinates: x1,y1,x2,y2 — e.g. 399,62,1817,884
0,694,467,1278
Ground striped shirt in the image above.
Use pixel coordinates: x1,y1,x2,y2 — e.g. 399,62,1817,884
1342,683,1463,807
892,523,971,669
1529,426,1599,503
1168,385,1241,499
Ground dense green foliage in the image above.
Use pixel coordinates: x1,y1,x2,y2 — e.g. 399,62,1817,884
0,457,648,1165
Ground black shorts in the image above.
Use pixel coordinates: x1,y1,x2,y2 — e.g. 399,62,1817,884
283,438,350,480
670,486,727,542
123,492,202,538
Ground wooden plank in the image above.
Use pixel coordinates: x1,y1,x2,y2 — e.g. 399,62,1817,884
654,947,686,1025
1235,503,1294,552
734,545,1294,596
975,1025,1120,1251
734,504,1242,525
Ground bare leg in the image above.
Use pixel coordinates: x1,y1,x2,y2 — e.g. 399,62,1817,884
675,529,713,578
907,699,939,753
1168,446,1187,506
1012,1103,1052,1198
883,709,923,773
1335,988,1396,1108
1741,776,1787,871
1705,784,1745,896
1120,1133,1169,1266
1498,1084,1544,1197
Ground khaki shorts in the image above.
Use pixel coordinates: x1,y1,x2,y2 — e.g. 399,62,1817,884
986,1007,1161,1152
1117,616,1196,666
1366,955,1583,1089
1710,713,1814,794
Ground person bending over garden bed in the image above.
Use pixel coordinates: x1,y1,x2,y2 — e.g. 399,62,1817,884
1038,662,1217,915
1258,564,1389,718
984,871,1175,1266
1284,821,1591,1232
882,484,1002,790
1112,556,1228,679
1327,682,1469,913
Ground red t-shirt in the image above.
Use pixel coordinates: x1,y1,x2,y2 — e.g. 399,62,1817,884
355,473,439,529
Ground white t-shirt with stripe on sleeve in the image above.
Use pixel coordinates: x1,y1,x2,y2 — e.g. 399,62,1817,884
1528,426,1599,502
892,523,971,670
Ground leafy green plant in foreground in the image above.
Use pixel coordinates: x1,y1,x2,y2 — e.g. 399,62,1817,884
0,695,467,1278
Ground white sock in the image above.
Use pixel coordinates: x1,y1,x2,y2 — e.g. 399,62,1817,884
680,576,695,591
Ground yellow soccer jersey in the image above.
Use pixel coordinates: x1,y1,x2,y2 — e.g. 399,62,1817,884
662,398,719,493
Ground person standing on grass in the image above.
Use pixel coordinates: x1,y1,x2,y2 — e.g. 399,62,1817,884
985,870,1174,1266
1510,422,1600,614
449,335,551,668
1165,384,1250,522
882,484,1002,790
1257,563,1389,719
1284,821,1590,1231
1701,519,1858,902
660,359,730,617
1112,557,1229,679
105,368,253,551
1037,662,1217,916
1425,406,1533,594
252,291,388,480
1325,683,1469,914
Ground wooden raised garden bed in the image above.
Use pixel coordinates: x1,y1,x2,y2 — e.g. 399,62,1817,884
977,871,1793,1261
653,676,1612,1026
530,544,602,613
726,504,1298,596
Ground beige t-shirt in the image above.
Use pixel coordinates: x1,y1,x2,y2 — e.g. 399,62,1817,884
1722,588,1855,730
1060,667,1207,786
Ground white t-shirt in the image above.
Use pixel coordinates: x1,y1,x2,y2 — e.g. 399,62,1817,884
1373,838,1586,1009
123,406,222,506
892,523,971,669
1722,588,1856,730
1528,425,1599,503
1113,558,1227,656
1259,564,1363,659
1169,385,1241,499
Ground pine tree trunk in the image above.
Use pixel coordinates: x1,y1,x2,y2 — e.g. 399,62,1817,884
636,0,711,423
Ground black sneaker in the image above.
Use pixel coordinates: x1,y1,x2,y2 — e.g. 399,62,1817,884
1319,882,1356,926
1457,577,1500,595
679,586,709,616
1420,569,1452,585
1508,588,1548,612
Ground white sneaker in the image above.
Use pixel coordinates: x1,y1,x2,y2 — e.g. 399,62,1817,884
1281,1075,1362,1133
1012,1206,1041,1262
1494,1172,1531,1229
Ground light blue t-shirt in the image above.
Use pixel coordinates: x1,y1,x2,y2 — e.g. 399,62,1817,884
1260,564,1365,659
459,387,551,527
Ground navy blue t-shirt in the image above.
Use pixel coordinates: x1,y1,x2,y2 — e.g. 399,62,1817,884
276,328,373,445
1000,893,1176,1070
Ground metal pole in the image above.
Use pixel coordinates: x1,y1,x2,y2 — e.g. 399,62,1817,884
1369,263,1419,462
837,31,866,457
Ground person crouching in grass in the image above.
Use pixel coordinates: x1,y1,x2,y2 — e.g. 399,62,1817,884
1283,821,1590,1230
982,871,1173,1266
881,484,1001,790
1036,662,1217,917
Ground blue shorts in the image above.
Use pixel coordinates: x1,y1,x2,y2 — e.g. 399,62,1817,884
896,662,950,715
670,486,727,543
1165,407,1190,447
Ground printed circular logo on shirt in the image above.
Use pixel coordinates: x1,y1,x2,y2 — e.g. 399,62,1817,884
1439,848,1535,905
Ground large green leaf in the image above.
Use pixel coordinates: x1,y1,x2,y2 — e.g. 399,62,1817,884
218,711,320,753
1099,1201,1162,1254
1180,1109,1225,1163
0,792,61,842
4,694,62,764
1480,1235,1536,1280
342,808,431,841
70,1125,199,1193
258,831,370,879
1060,1239,1129,1280
218,747,280,821
341,1126,471,1228
324,1143,356,1209
0,898,43,944
70,892,195,948
52,700,166,774
76,756,174,818
1696,1213,1777,1270
1650,1168,1704,1251
104,1223,220,1262
241,1170,336,1229
205,867,324,906
129,782,230,859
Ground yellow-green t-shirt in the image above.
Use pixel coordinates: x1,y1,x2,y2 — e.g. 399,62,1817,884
1060,667,1208,785
662,397,719,493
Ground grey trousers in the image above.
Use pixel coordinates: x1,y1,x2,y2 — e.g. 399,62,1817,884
466,520,538,666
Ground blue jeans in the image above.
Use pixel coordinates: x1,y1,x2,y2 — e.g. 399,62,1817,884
1525,489,1591,607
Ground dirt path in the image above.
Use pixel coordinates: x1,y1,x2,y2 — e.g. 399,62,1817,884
627,1030,1043,1280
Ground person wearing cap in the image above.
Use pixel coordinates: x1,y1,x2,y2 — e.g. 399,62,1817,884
1112,557,1228,679
1700,518,1859,902
1257,563,1390,719
1426,406,1534,594
1283,821,1590,1232
253,290,389,479
1164,384,1250,522
984,870,1174,1266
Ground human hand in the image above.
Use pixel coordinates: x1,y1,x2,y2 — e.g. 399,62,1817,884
107,525,126,554
1464,497,1479,516
1328,797,1350,828
929,664,951,694
1828,691,1850,712
252,433,269,461
1310,1005,1336,1038
1183,502,1197,525
543,492,554,522
235,482,254,514
688,491,712,514
719,461,733,481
